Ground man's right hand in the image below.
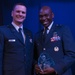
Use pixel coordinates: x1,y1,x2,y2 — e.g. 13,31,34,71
35,64,43,74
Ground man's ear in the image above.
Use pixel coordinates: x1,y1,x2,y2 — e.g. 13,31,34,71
11,11,13,17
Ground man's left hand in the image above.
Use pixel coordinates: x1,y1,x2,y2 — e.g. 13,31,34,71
39,67,57,75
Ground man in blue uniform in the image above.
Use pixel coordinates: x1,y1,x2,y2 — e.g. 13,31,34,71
34,6,75,75
0,3,33,75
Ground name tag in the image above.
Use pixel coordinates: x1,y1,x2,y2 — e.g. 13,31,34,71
8,39,16,42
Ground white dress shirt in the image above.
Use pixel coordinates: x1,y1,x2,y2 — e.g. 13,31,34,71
12,22,25,43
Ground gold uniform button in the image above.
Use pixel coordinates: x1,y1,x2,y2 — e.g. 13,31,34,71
43,48,46,50
54,46,59,51
24,54,26,56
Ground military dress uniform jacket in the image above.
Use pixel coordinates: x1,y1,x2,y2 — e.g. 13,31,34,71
34,24,75,75
0,25,34,75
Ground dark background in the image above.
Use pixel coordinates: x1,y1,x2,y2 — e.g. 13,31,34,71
0,0,75,75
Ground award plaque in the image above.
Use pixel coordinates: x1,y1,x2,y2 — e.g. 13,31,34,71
38,52,55,70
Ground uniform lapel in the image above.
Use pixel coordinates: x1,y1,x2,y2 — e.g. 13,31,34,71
23,28,32,45
23,29,27,44
40,32,44,45
45,24,56,44
23,28,32,52
8,25,25,45
38,30,44,45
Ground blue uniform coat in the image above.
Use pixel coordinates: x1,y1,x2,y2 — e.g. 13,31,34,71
0,25,34,75
34,24,75,75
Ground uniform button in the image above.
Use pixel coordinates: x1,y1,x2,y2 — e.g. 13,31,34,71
37,43,39,45
24,54,26,56
43,48,46,50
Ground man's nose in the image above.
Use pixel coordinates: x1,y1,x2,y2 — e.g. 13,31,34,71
42,16,46,20
19,12,23,15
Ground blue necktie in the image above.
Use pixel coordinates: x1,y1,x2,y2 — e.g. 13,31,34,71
43,28,48,42
18,28,24,43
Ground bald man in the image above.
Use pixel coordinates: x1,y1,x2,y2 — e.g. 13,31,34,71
34,6,75,75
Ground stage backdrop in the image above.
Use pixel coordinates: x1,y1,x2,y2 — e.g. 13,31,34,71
1,0,75,74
